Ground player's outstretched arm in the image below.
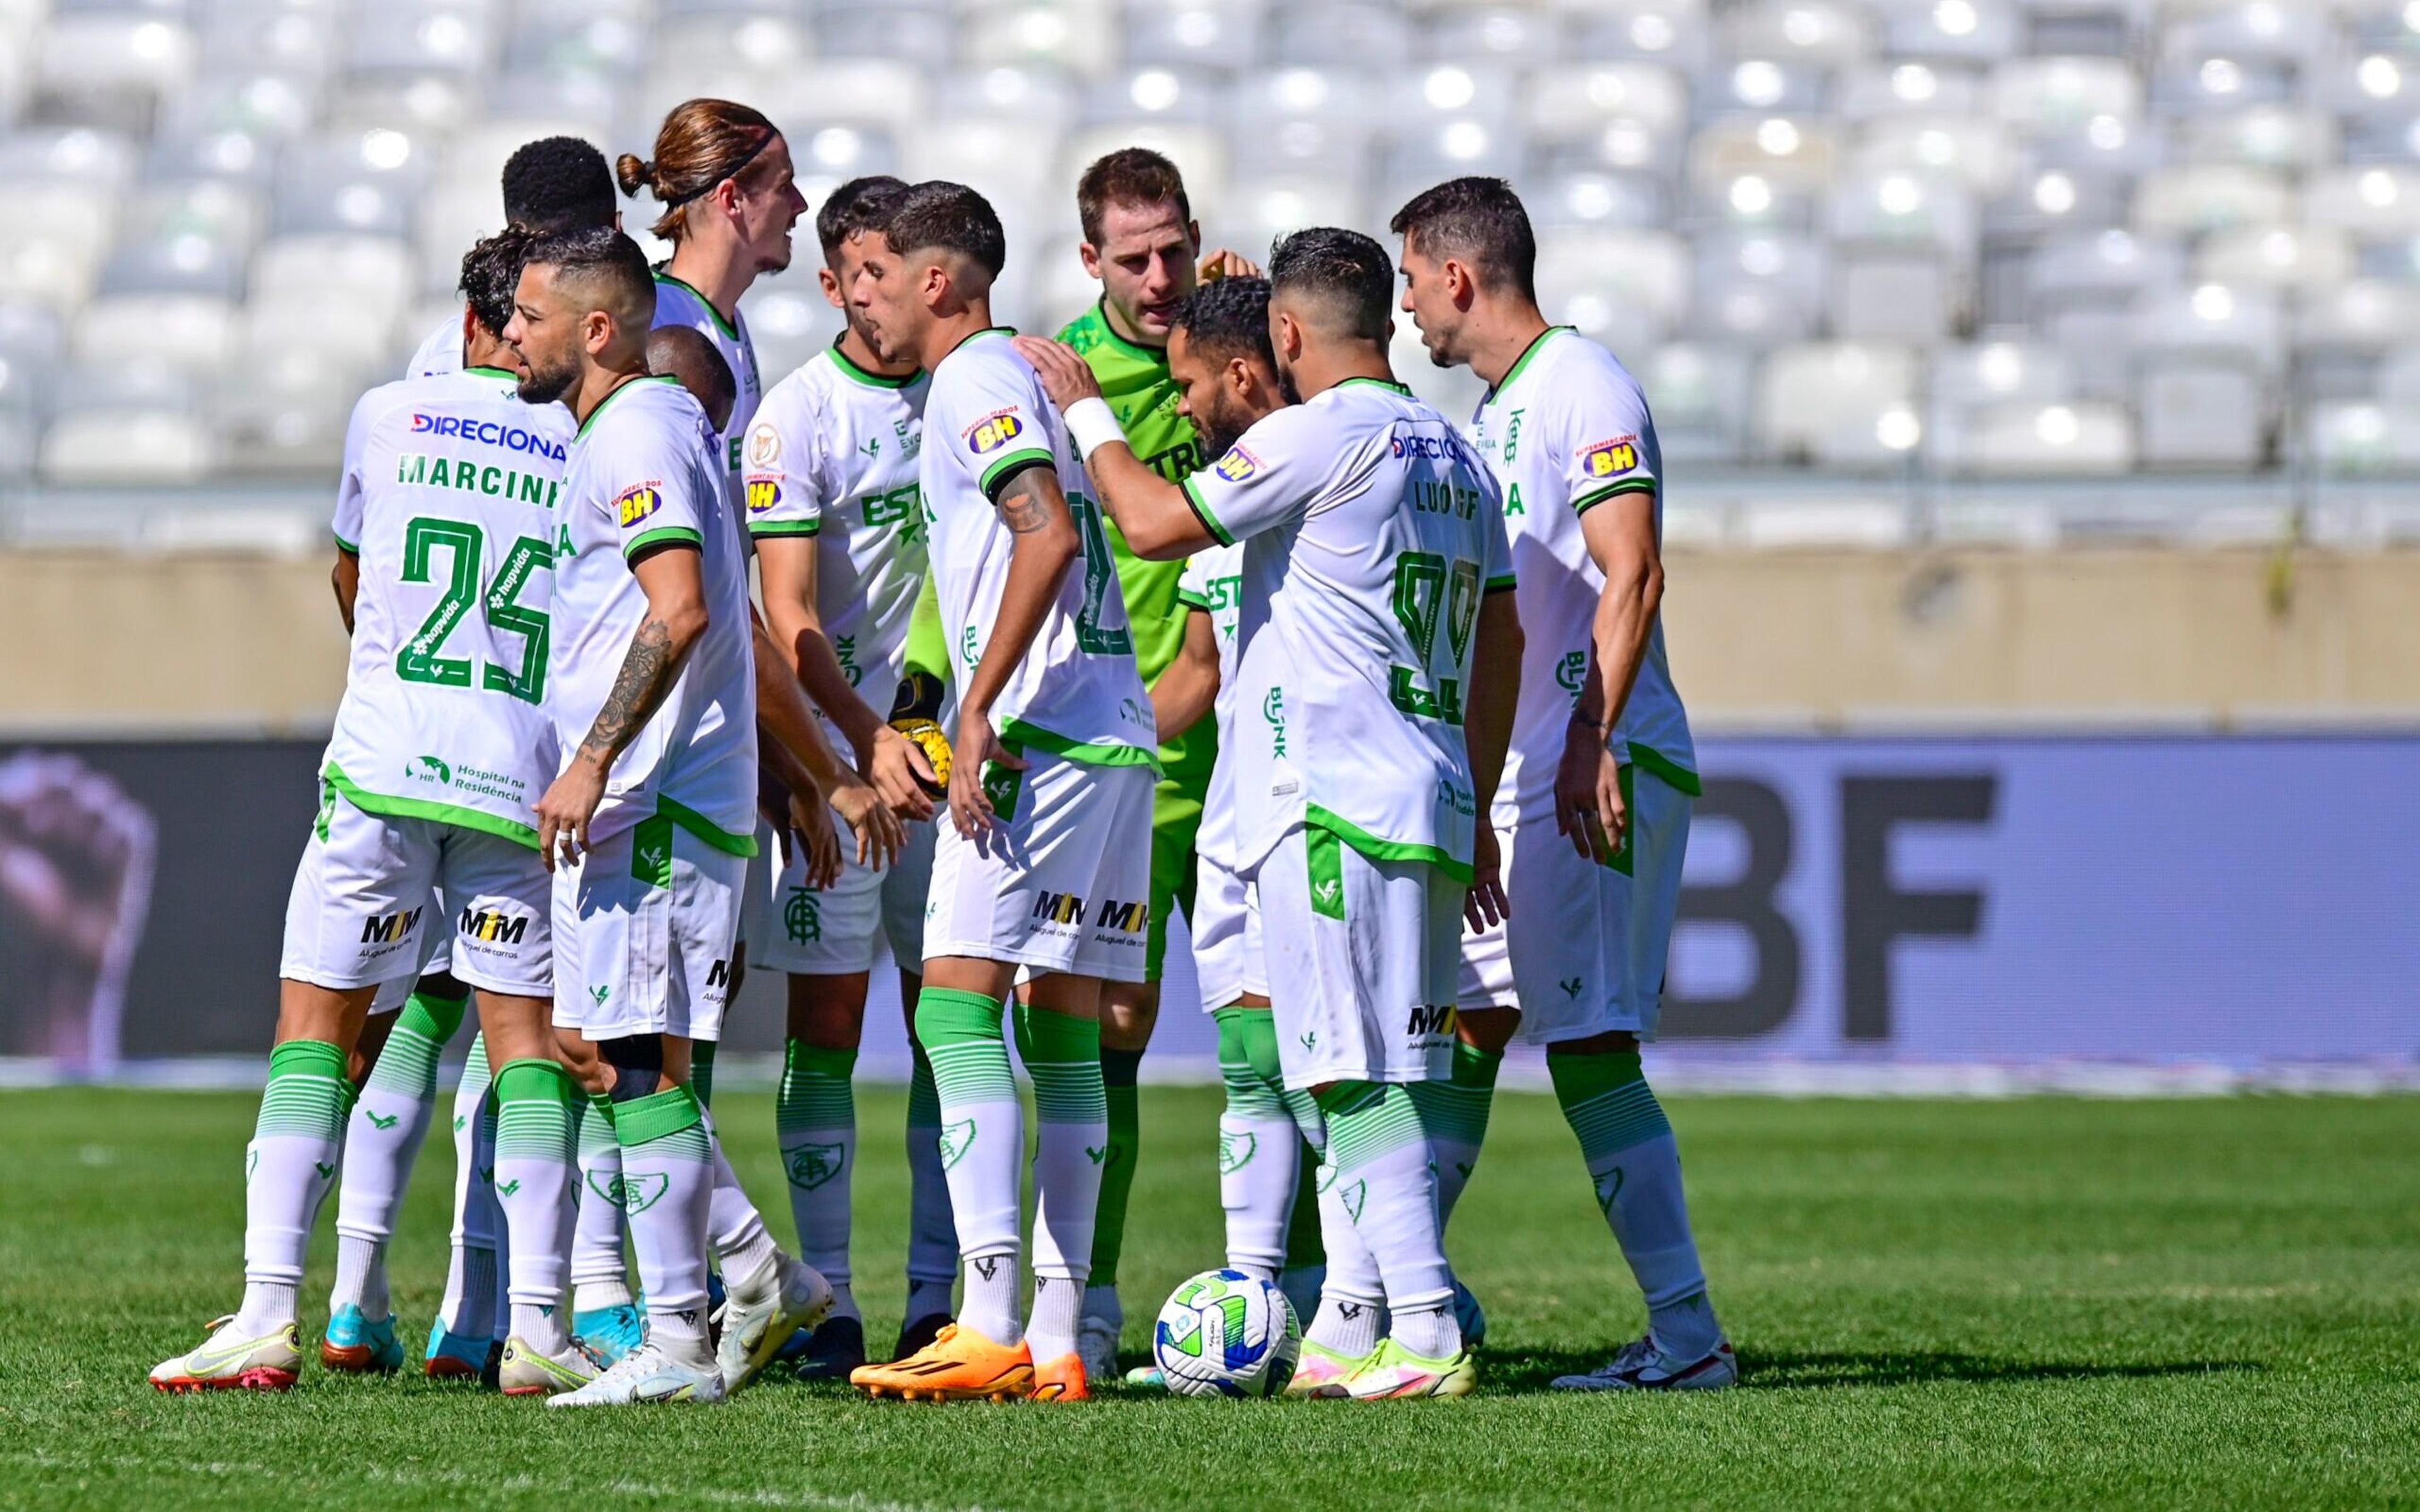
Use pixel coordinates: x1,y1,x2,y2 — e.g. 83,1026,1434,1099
1011,334,1216,560
1464,589,1523,931
948,464,1081,837
535,544,710,871
1150,605,1221,743
750,604,903,871
757,723,842,890
1557,493,1664,860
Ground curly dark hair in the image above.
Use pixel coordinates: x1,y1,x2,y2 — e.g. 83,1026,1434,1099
1269,227,1393,342
1172,275,1274,371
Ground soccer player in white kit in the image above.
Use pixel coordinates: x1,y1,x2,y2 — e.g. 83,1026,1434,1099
740,175,963,1378
1393,177,1734,1390
498,226,830,1406
1018,228,1524,1401
150,227,595,1395
842,181,1158,1404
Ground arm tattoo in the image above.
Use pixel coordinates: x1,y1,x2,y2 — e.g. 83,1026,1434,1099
994,468,1058,534
578,614,682,764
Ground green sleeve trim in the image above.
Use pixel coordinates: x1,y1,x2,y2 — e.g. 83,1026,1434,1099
1304,803,1473,885
1625,742,1702,797
658,794,761,857
1000,717,1165,774
1178,476,1236,546
1175,588,1213,610
323,762,539,849
1485,573,1516,593
1571,478,1657,516
746,520,820,538
624,525,703,559
333,531,359,554
977,447,1056,501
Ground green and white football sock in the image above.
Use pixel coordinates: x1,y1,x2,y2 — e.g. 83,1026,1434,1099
1318,1080,1459,1361
1015,1001,1106,1363
332,985,465,1321
570,1093,633,1311
609,1082,717,1358
1214,1006,1305,1280
1549,1050,1722,1360
778,1040,858,1319
1085,1045,1141,1322
1306,1159,1385,1360
918,987,1023,1345
705,1108,782,1300
437,1033,500,1339
492,1057,578,1353
1415,1040,1501,1228
902,1039,957,1321
235,1038,353,1336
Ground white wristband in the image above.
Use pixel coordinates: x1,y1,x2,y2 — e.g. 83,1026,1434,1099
1063,396,1124,462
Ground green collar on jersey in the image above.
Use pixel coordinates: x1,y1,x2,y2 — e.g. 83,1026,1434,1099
573,372,679,440
1335,375,1414,396
653,270,740,340
829,336,920,389
1087,299,1167,364
945,325,1018,360
463,365,516,381
1484,324,1571,405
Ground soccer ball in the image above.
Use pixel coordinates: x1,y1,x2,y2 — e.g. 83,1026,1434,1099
1152,1269,1300,1398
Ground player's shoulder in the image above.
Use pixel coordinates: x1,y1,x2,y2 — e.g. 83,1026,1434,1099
931,329,1039,410
1530,329,1648,417
580,375,712,461
1054,302,1107,353
758,350,839,422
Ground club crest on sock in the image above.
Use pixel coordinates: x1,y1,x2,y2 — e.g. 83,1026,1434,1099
786,1142,845,1190
938,1118,976,1170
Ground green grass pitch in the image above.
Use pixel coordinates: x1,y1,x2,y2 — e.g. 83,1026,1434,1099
3,1085,2416,1509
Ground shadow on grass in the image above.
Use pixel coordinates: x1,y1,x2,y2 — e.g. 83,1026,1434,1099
1485,1348,2266,1394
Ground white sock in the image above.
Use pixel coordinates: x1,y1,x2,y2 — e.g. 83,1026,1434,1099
570,1095,631,1311
777,1039,856,1309
436,1036,498,1337
1030,1275,1083,1363
235,1040,352,1335
1325,1084,1459,1358
330,1234,386,1320
1306,1162,1386,1357
706,1120,782,1305
1605,1132,1722,1358
491,1058,577,1330
921,991,1025,1346
330,989,460,1319
959,1249,1021,1346
614,1086,716,1358
904,1045,958,1320
1221,1109,1302,1280
510,1302,567,1354
1082,1283,1122,1331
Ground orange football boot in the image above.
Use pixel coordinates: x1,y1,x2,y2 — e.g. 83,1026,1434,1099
850,1323,1034,1402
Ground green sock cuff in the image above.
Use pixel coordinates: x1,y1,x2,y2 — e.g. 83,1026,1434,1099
1311,1078,1383,1120
1547,1049,1645,1107
1451,1040,1504,1089
906,1042,942,1127
1013,1001,1102,1065
784,1040,858,1079
587,1090,614,1120
1100,1045,1143,1086
612,1083,703,1147
1235,1009,1283,1085
916,987,1005,1047
269,1038,348,1081
397,989,468,1045
493,1057,576,1104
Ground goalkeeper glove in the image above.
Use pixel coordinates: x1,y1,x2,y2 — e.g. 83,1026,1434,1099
887,670,952,798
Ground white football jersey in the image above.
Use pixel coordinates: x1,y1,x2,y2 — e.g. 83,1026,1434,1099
405,314,465,379
323,364,573,843
652,272,763,484
1468,326,1696,812
1176,541,1245,870
921,327,1156,764
742,340,930,702
1186,378,1514,879
549,375,759,847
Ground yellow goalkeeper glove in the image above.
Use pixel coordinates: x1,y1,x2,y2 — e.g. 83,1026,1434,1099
887,670,952,798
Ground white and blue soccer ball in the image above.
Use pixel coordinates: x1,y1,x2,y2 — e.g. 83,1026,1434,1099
1153,1269,1300,1398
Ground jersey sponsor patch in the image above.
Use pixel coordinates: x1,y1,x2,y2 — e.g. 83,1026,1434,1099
1579,435,1640,478
746,422,780,469
744,476,781,515
965,408,1024,454
1211,445,1260,483
615,482,665,528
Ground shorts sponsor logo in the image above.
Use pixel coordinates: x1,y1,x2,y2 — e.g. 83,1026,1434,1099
1211,445,1260,483
458,907,529,946
408,412,568,462
747,423,780,469
615,482,665,528
965,409,1023,454
360,905,424,945
1033,891,1086,925
1405,1003,1458,1038
1094,897,1149,934
783,887,821,943
785,1142,844,1190
1580,435,1640,478
406,754,451,785
745,478,781,515
706,959,730,988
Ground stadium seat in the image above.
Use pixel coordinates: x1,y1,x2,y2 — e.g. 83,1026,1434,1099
1927,338,2071,460
1635,340,1754,463
1523,62,1690,167
2302,166,2420,238
1835,59,1986,120
1565,0,1710,73
1689,228,1826,343
2305,399,2420,476
1952,398,2135,476
2194,225,2354,295
812,1,954,69
1122,0,1267,74
1869,0,2022,63
1227,172,1369,260
965,0,1120,79
1536,227,1688,346
744,280,846,387
72,293,239,375
2179,105,2337,174
345,2,500,78
1270,1,1413,69
1990,55,2140,139
1719,0,1872,69
39,406,216,486
1753,340,1920,466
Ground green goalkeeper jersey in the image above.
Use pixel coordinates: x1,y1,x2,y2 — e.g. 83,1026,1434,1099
1057,299,1214,791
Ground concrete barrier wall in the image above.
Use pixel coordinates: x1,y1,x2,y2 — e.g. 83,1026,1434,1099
4,547,2416,730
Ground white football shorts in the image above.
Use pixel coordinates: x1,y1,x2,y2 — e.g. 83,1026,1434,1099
550,806,747,1043
1458,765,1693,1043
1256,823,1462,1092
1191,842,1255,1012
744,811,937,975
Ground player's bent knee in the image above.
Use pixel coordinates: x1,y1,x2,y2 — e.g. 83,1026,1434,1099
1458,1005,1522,1055
786,971,873,1050
1547,1029,1642,1057
598,1033,667,1102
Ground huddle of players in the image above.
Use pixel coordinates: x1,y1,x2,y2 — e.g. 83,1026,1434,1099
149,100,1732,1404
